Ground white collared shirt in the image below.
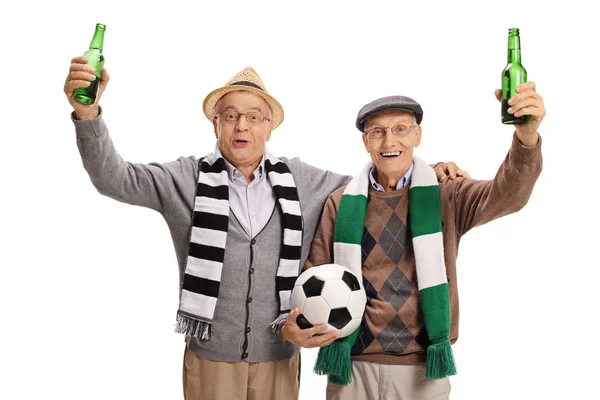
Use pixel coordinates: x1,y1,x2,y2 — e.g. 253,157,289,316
368,163,414,192
214,144,276,238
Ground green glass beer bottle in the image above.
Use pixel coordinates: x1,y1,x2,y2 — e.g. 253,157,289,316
501,28,528,124
74,23,106,105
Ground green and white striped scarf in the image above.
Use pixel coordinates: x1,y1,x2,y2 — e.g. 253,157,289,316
314,156,457,385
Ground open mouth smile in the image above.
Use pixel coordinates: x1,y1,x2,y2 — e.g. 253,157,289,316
380,151,402,159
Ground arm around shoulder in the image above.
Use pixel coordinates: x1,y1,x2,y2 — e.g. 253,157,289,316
304,186,345,269
286,157,350,199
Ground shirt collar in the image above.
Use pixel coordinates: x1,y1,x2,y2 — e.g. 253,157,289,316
215,143,266,183
369,163,414,192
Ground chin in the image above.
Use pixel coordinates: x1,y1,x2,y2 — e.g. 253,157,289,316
378,164,409,178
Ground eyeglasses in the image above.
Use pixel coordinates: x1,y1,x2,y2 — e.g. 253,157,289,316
215,110,271,125
364,124,416,139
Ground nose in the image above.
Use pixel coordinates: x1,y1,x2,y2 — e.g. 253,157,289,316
235,114,249,131
382,128,396,146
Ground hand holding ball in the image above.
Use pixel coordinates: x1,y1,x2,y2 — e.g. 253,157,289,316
290,264,367,338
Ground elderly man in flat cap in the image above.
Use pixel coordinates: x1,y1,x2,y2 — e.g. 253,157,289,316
64,56,468,399
287,84,544,399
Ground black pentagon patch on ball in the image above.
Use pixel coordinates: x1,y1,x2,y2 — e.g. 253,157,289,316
341,271,360,291
296,314,314,330
328,307,352,330
303,276,325,297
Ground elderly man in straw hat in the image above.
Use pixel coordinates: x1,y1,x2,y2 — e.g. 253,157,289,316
287,86,544,399
64,57,468,399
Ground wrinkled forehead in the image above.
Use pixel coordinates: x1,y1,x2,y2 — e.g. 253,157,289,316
215,90,270,112
364,110,415,128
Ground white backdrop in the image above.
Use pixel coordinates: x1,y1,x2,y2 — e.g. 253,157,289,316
1,1,599,399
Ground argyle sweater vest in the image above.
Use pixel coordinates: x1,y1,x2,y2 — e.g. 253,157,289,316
351,185,430,363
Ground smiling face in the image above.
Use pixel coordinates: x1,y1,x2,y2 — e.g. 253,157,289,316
213,91,273,170
362,110,422,190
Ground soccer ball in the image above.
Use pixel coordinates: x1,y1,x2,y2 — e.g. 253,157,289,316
290,263,367,338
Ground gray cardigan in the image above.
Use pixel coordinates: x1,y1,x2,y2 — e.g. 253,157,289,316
73,113,350,362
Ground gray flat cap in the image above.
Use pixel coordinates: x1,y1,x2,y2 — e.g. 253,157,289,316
355,95,423,132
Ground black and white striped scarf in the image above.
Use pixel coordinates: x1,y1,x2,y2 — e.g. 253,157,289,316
175,150,303,340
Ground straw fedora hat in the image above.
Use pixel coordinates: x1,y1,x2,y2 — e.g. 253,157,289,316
202,67,284,129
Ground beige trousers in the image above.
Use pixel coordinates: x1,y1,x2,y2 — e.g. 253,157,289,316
326,361,451,400
182,346,300,400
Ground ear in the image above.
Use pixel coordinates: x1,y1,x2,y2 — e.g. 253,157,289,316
213,118,219,139
362,133,369,151
414,125,422,148
265,122,273,142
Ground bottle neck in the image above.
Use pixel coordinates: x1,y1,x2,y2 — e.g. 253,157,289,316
507,36,521,63
89,28,105,50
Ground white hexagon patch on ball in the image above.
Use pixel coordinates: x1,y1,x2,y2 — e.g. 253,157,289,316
290,263,367,338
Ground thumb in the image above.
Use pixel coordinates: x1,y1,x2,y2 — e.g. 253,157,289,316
287,308,300,325
494,89,502,103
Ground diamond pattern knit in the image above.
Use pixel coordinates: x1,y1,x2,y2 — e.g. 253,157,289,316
351,186,427,359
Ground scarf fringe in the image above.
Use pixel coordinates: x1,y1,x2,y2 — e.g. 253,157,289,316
313,327,359,385
426,339,457,379
175,314,212,340
314,339,353,385
270,312,289,334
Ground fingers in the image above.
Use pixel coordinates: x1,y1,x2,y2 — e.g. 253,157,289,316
508,89,542,106
305,331,339,348
67,70,96,83
495,82,538,111
509,98,543,117
69,63,95,74
439,163,471,181
282,318,338,348
506,82,539,105
71,56,89,64
513,106,546,119
447,162,458,179
457,169,471,179
305,323,328,338
434,163,447,183
64,80,92,97
320,332,341,347
516,81,536,93
65,64,95,84
64,61,97,96
508,96,544,118
440,163,450,182
507,82,544,119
